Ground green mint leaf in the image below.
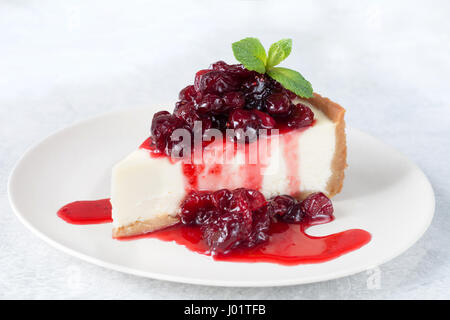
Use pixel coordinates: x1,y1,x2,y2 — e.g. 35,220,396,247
232,37,267,74
267,38,292,69
267,67,313,98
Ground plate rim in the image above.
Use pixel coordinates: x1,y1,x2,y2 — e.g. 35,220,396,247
7,110,436,287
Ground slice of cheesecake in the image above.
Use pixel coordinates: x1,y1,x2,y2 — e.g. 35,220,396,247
111,93,346,238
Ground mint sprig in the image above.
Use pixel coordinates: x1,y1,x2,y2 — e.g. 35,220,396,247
267,67,313,98
231,37,267,74
267,38,292,69
231,37,313,98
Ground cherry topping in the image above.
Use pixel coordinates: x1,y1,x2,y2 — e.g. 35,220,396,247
268,192,334,224
242,74,276,111
173,102,199,127
195,93,223,114
286,103,314,129
269,195,296,217
173,102,212,136
180,191,214,225
179,189,334,255
150,61,315,156
210,60,229,71
233,188,266,211
227,109,260,142
178,85,196,101
195,70,240,95
222,91,245,111
194,69,211,91
210,61,252,79
266,93,293,115
151,111,187,154
300,192,334,223
210,114,228,131
228,109,259,129
253,110,276,129
180,188,268,254
279,203,305,223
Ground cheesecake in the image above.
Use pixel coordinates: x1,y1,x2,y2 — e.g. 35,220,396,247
52,38,356,257
111,92,346,238
110,38,348,250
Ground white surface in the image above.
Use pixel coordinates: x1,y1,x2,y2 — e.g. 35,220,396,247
1,0,449,298
8,108,435,286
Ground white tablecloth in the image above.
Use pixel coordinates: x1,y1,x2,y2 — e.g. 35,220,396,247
1,0,449,299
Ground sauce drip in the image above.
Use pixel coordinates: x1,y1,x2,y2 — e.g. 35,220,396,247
141,222,371,265
57,199,112,224
57,199,371,265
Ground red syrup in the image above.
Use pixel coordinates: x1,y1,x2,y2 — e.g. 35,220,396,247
139,137,152,151
140,222,371,265
57,198,371,265
283,131,302,195
57,199,112,224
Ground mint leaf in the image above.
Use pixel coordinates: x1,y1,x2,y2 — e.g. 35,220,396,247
267,67,313,98
231,37,314,97
232,37,267,74
267,39,292,69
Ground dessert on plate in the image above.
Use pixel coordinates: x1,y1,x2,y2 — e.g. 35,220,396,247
58,38,369,263
110,38,346,252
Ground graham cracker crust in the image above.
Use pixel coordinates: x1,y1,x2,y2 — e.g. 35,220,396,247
113,214,180,238
307,93,347,198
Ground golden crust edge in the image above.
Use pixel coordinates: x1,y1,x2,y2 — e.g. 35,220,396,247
307,92,347,198
112,214,180,238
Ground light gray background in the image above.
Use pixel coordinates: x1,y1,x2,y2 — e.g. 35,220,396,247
1,0,449,299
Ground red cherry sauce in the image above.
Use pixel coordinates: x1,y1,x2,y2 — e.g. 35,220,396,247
56,198,371,265
57,199,112,224
135,220,371,265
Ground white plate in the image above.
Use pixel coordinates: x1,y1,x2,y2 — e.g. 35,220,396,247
8,108,435,287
